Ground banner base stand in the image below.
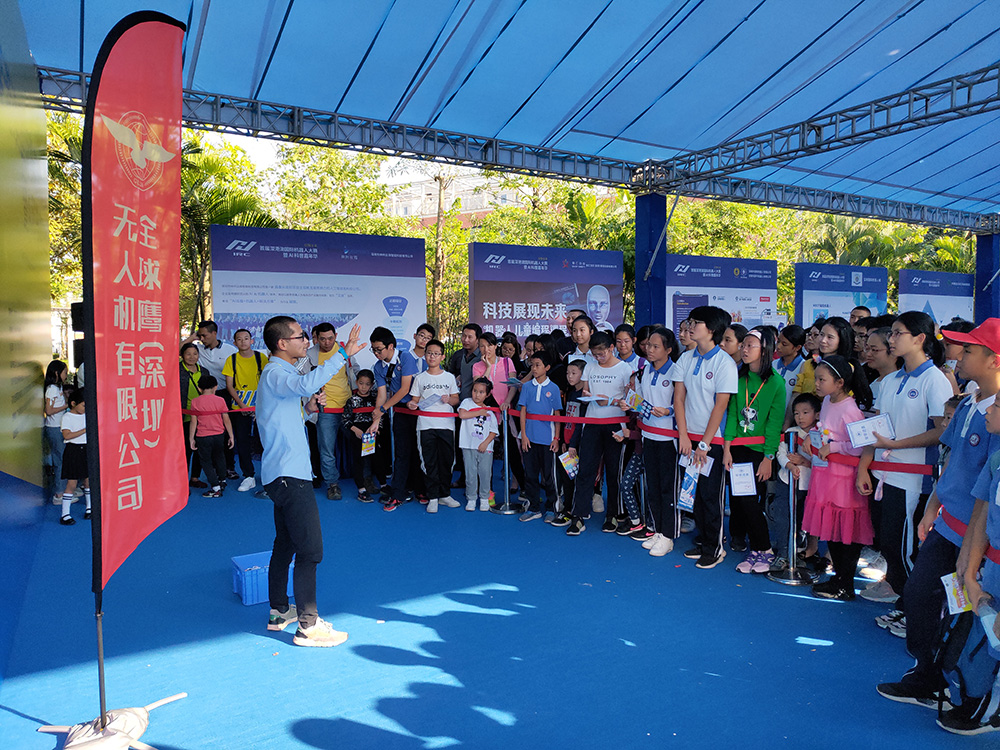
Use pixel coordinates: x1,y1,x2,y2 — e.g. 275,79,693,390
490,499,524,515
767,567,816,586
37,692,187,749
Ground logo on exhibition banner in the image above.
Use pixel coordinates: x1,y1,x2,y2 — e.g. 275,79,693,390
101,111,177,190
85,12,187,588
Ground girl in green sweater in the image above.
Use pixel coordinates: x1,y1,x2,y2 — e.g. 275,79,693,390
723,327,787,573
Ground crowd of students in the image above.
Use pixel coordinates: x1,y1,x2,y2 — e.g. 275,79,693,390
41,304,1000,731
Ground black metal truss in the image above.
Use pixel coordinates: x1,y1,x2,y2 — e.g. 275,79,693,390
37,65,997,232
634,62,1000,191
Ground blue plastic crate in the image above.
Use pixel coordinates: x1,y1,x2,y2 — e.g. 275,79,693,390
231,551,294,606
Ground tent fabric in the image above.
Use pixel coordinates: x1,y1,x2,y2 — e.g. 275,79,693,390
19,0,1000,216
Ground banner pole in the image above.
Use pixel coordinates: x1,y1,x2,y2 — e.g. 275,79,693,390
492,408,518,514
95,607,108,729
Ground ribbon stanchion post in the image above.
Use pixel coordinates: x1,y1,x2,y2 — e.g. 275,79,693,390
768,431,816,586
491,407,521,515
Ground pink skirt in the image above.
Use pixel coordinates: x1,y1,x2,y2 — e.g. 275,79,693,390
802,463,874,545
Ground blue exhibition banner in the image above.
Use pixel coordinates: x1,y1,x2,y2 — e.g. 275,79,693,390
897,269,974,323
210,225,426,366
795,262,887,325
664,255,779,332
469,243,623,336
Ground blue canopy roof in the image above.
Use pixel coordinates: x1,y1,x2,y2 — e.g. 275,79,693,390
20,0,1000,219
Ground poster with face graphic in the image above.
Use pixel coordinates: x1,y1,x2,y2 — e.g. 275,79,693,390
469,243,624,338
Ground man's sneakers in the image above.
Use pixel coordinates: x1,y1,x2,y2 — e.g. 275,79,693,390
202,487,223,498
566,518,585,536
383,498,403,512
683,546,702,560
876,610,907,638
327,484,342,501
238,476,256,492
860,578,899,603
937,710,1000,735
876,681,946,710
649,535,674,557
267,605,298,632
439,496,461,508
519,511,542,522
695,550,726,569
426,498,439,513
292,618,349,648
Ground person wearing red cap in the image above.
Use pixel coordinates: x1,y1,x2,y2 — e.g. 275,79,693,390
877,318,1000,710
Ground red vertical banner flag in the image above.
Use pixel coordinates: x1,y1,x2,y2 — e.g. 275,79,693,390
83,13,188,588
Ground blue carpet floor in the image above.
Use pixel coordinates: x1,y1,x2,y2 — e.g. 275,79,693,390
0,476,987,749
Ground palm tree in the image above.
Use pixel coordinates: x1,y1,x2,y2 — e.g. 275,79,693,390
919,234,975,274
808,215,882,266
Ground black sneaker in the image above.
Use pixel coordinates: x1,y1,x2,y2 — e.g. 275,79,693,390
550,513,572,527
630,526,655,541
812,579,855,600
383,498,402,512
876,681,944,710
731,539,747,553
601,517,618,533
327,484,342,501
937,710,999,735
357,488,372,503
566,518,585,536
202,488,223,498
683,547,702,560
226,470,239,481
695,551,726,569
617,519,644,536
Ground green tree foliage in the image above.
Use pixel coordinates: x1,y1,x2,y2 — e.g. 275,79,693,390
47,113,84,303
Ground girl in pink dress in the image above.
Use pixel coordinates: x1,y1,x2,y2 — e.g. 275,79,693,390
803,354,874,600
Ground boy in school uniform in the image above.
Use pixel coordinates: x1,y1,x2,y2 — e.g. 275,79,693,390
566,332,633,536
878,318,1000,708
519,351,563,523
673,306,739,569
222,328,268,492
368,327,422,511
408,339,460,513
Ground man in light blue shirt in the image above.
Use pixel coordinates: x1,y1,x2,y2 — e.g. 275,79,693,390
257,316,365,648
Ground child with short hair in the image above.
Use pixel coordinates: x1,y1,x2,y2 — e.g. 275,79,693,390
458,377,498,512
188,375,235,498
59,389,90,525
519,352,563,522
769,392,821,566
342,369,379,502
673,306,739,569
551,359,588,526
408,339,460,513
566,332,633,536
614,324,646,373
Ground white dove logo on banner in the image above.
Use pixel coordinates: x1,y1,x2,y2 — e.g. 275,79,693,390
101,112,176,190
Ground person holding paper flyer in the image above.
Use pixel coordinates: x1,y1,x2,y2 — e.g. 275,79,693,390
566,332,633,535
630,326,678,556
857,312,953,632
802,355,874,600
723,327,786,573
519,352,563,522
877,318,1000,709
341,370,379,503
409,339,460,514
674,306,739,570
551,359,588,527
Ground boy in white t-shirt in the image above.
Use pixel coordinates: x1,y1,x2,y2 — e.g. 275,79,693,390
566,331,633,536
672,306,738,570
458,377,498,512
409,339,460,514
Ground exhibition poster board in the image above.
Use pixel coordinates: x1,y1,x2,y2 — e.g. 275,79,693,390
664,255,779,332
795,262,887,325
469,243,623,336
897,269,974,323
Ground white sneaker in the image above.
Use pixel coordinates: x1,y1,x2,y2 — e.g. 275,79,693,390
292,618,348,647
465,500,476,512
479,499,490,512
426,498,438,513
861,579,899,603
649,535,674,557
238,476,256,492
592,492,604,514
642,533,661,550
439,496,461,508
